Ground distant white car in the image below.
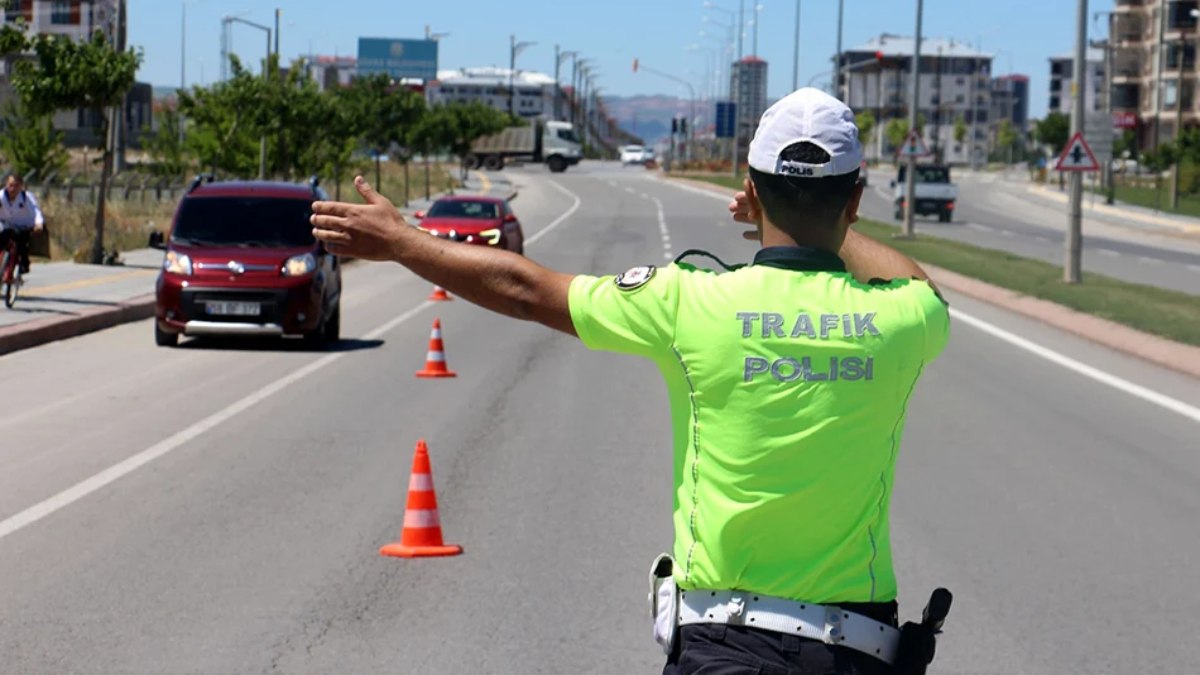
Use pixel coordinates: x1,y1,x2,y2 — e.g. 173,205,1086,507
620,145,650,165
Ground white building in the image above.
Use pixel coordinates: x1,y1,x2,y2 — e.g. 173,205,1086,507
1048,48,1106,116
3,0,119,40
840,34,992,165
307,55,358,91
426,67,556,119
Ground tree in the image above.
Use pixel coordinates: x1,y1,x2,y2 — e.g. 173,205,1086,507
997,120,1018,158
0,101,68,180
953,115,968,145
435,101,511,178
2,26,142,264
1034,112,1070,155
856,111,876,150
885,118,910,150
179,56,273,178
338,74,427,189
141,106,190,178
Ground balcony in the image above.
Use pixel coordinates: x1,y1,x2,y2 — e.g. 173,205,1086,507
1114,0,1144,7
1168,1,1200,31
1112,83,1140,110
1111,51,1144,82
1112,13,1146,42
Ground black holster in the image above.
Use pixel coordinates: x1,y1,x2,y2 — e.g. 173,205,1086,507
891,588,952,675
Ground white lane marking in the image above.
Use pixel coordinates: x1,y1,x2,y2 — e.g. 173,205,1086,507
1098,249,1120,257
624,186,636,194
607,180,617,187
525,180,582,246
641,192,650,200
1188,264,1200,273
650,195,674,262
999,229,1015,238
966,223,992,233
952,309,1200,424
1137,256,1164,265
663,177,1200,423
0,181,587,543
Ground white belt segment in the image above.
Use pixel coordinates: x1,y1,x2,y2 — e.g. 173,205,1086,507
402,508,441,528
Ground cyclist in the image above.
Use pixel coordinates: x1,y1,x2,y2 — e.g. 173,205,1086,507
0,173,45,274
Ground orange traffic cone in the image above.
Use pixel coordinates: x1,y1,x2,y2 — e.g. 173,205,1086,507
416,318,457,378
380,440,463,558
428,285,453,301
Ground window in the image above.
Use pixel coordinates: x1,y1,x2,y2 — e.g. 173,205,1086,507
50,0,71,25
956,94,965,103
1050,95,1061,109
956,77,965,86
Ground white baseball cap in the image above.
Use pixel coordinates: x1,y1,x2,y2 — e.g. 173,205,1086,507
748,87,863,178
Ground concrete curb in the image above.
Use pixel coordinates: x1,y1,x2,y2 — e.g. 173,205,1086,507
664,176,1200,378
1025,184,1200,237
0,293,156,357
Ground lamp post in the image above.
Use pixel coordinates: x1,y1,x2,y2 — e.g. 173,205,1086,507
556,47,577,121
792,0,802,91
902,0,925,238
509,35,536,118
224,16,271,179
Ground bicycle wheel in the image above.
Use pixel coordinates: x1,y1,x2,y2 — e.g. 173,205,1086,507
6,267,19,308
0,250,12,308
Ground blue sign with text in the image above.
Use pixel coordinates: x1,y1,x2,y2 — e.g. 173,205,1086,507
357,38,438,80
716,101,737,139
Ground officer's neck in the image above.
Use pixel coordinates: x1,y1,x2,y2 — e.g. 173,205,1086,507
760,221,843,255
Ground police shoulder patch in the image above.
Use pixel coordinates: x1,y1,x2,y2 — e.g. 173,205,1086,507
614,265,656,290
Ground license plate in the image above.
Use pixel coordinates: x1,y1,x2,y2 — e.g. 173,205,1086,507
205,301,260,316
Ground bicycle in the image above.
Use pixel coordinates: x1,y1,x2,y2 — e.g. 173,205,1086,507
0,229,23,308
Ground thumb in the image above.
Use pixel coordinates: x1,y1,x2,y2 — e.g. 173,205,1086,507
354,176,386,205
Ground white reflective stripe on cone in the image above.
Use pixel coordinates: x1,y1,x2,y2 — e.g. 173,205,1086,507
425,351,445,362
403,508,441,528
409,472,435,491
431,329,442,338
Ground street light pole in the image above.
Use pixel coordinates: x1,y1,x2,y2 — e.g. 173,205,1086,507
902,0,924,238
1065,0,1088,284
835,0,844,100
792,0,802,91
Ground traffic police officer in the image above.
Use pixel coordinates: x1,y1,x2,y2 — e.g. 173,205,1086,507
310,88,950,674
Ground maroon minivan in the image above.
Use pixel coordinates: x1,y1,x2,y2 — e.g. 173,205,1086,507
152,176,341,347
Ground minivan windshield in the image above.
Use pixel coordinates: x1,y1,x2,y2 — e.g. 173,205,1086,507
426,200,499,219
172,197,315,247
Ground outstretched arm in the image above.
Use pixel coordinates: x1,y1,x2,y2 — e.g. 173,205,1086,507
311,177,577,336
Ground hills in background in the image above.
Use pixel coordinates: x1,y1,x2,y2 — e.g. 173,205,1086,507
603,95,698,145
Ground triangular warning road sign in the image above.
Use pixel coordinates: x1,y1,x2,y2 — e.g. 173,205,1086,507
1055,131,1100,172
897,129,931,158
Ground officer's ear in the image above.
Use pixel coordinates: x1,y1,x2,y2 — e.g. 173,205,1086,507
844,181,865,227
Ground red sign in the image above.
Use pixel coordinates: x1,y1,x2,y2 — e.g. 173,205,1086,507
1113,112,1138,130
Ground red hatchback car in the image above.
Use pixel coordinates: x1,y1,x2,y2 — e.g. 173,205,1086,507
152,177,342,347
413,195,524,254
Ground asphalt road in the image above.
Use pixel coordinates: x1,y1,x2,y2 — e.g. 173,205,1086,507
1,161,1197,674
859,170,1200,295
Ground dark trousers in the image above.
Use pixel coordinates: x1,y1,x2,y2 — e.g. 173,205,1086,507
0,228,32,271
663,602,898,675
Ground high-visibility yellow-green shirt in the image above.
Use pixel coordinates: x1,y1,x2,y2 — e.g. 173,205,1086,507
568,246,950,603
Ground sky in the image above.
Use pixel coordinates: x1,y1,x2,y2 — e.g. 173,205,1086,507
130,0,1115,119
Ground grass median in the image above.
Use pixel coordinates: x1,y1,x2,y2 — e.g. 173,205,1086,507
674,174,1200,346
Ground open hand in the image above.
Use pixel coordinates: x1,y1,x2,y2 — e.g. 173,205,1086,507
311,176,407,261
729,177,763,241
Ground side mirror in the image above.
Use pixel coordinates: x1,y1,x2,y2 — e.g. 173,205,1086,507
148,231,167,250
413,210,426,219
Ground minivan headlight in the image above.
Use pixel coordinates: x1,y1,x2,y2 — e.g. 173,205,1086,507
164,251,192,275
283,253,317,277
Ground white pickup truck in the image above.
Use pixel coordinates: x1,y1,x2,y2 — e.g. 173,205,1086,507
892,165,958,223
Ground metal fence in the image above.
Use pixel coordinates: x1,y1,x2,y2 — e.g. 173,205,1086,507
23,170,188,205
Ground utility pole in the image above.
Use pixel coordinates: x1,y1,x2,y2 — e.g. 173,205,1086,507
903,0,924,238
274,8,280,58
969,39,979,170
1065,0,1088,284
932,44,942,163
835,0,844,100
792,0,801,91
732,0,745,177
509,35,516,117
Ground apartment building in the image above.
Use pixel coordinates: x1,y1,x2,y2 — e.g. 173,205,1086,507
426,67,556,119
1107,0,1200,150
730,56,768,161
1047,49,1105,116
1,1,150,151
840,34,992,165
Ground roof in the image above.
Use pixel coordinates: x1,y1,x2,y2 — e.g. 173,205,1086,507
1050,48,1106,64
738,56,767,64
189,180,320,199
846,34,990,58
434,194,506,204
433,67,555,88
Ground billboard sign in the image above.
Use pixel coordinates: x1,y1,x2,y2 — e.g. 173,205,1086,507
357,38,438,80
716,101,737,139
